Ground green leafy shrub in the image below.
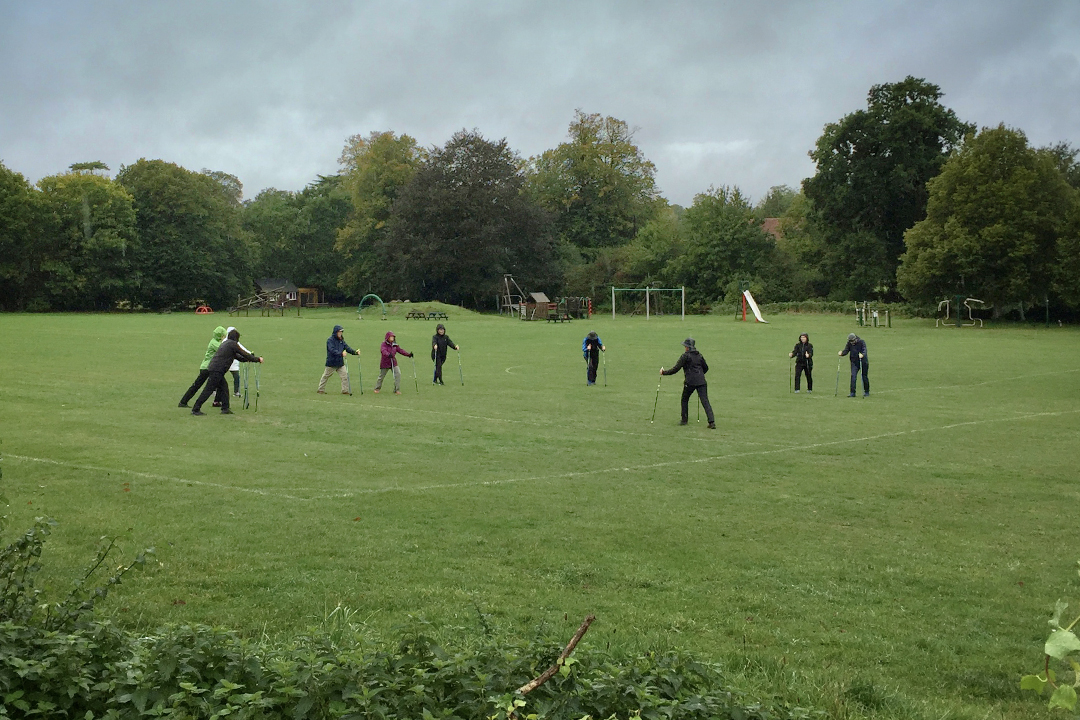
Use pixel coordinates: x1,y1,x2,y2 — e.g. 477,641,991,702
1,505,822,719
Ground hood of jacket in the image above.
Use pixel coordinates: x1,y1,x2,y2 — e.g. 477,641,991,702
799,333,810,343
332,324,344,335
227,329,240,342
435,323,446,334
384,331,395,343
213,326,226,340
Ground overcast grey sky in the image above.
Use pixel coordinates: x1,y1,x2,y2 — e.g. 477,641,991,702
1,1,1077,206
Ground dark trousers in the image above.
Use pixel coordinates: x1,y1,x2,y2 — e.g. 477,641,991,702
231,370,240,394
681,383,715,423
586,355,599,384
795,364,813,391
181,369,226,405
193,371,230,412
433,356,445,383
850,358,870,395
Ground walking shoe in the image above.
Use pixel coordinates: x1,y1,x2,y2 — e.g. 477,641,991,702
373,388,380,393
794,390,799,393
220,408,234,414
438,380,444,385
848,393,856,397
587,381,595,386
394,391,402,395
178,402,189,408
317,390,326,394
863,392,870,397
807,390,812,393
708,422,716,429
191,409,206,416
679,419,688,425
212,401,221,407
233,392,241,398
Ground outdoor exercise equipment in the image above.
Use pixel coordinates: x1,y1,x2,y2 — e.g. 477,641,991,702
935,296,985,328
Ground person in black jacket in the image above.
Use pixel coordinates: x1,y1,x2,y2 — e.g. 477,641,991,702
789,332,814,393
318,324,360,394
430,323,459,385
839,332,869,397
582,331,605,386
661,338,716,429
192,329,263,415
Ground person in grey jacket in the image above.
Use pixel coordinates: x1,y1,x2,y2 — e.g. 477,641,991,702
661,338,716,429
192,329,263,415
839,332,869,397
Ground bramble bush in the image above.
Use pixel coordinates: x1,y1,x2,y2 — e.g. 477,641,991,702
1,487,823,719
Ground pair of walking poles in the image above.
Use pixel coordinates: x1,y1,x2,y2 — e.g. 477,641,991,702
241,364,260,411
432,350,465,386
650,371,701,423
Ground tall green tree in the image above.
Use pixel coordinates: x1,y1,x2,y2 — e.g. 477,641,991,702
528,111,660,253
667,186,775,302
117,159,253,309
0,162,41,310
753,185,798,220
897,125,1078,314
35,172,138,310
335,132,422,298
244,175,351,297
803,76,973,299
386,130,559,307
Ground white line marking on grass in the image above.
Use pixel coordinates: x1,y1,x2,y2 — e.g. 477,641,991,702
875,368,1080,394
5,455,309,501
300,408,1080,499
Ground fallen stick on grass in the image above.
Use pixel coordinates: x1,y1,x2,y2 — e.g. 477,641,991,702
517,614,596,695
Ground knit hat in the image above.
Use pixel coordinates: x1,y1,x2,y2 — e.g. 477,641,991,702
848,333,857,342
683,337,696,349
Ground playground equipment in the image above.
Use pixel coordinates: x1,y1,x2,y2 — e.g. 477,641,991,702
357,294,388,320
499,274,527,318
855,301,891,328
611,285,685,320
195,305,213,314
229,290,297,317
935,296,985,328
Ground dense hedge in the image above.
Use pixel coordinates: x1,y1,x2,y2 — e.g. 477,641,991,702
1,513,822,720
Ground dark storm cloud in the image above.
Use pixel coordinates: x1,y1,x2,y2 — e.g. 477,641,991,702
1,0,1077,205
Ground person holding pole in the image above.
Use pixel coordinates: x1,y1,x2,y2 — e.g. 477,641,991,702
179,325,228,408
318,324,360,395
582,331,606,386
788,332,814,393
191,329,263,416
431,323,459,386
660,338,716,429
839,333,869,397
375,331,413,394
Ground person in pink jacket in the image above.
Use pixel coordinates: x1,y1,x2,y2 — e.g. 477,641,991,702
374,331,413,394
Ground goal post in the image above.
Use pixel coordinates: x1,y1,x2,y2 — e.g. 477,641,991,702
611,286,685,320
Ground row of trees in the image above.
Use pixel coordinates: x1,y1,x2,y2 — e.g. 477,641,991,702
2,79,1078,313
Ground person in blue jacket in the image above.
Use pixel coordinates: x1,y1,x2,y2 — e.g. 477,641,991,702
582,331,606,385
839,332,869,397
318,324,360,394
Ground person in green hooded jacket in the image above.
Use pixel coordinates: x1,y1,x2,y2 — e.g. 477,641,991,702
179,326,227,407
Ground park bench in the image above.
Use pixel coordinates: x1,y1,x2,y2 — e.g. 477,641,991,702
405,311,428,320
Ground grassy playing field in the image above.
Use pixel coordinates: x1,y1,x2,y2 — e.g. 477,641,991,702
1,305,1078,719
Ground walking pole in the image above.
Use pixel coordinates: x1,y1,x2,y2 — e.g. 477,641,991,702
651,372,663,423
242,365,250,410
410,355,419,393
356,356,364,395
834,356,842,396
697,396,701,423
344,357,352,396
789,356,793,394
602,350,607,387
457,349,464,386
254,364,260,411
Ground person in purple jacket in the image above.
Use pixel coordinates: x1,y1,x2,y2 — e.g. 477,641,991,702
374,331,413,394
839,333,869,397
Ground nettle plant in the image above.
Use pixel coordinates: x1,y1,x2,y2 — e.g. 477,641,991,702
1022,563,1080,711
